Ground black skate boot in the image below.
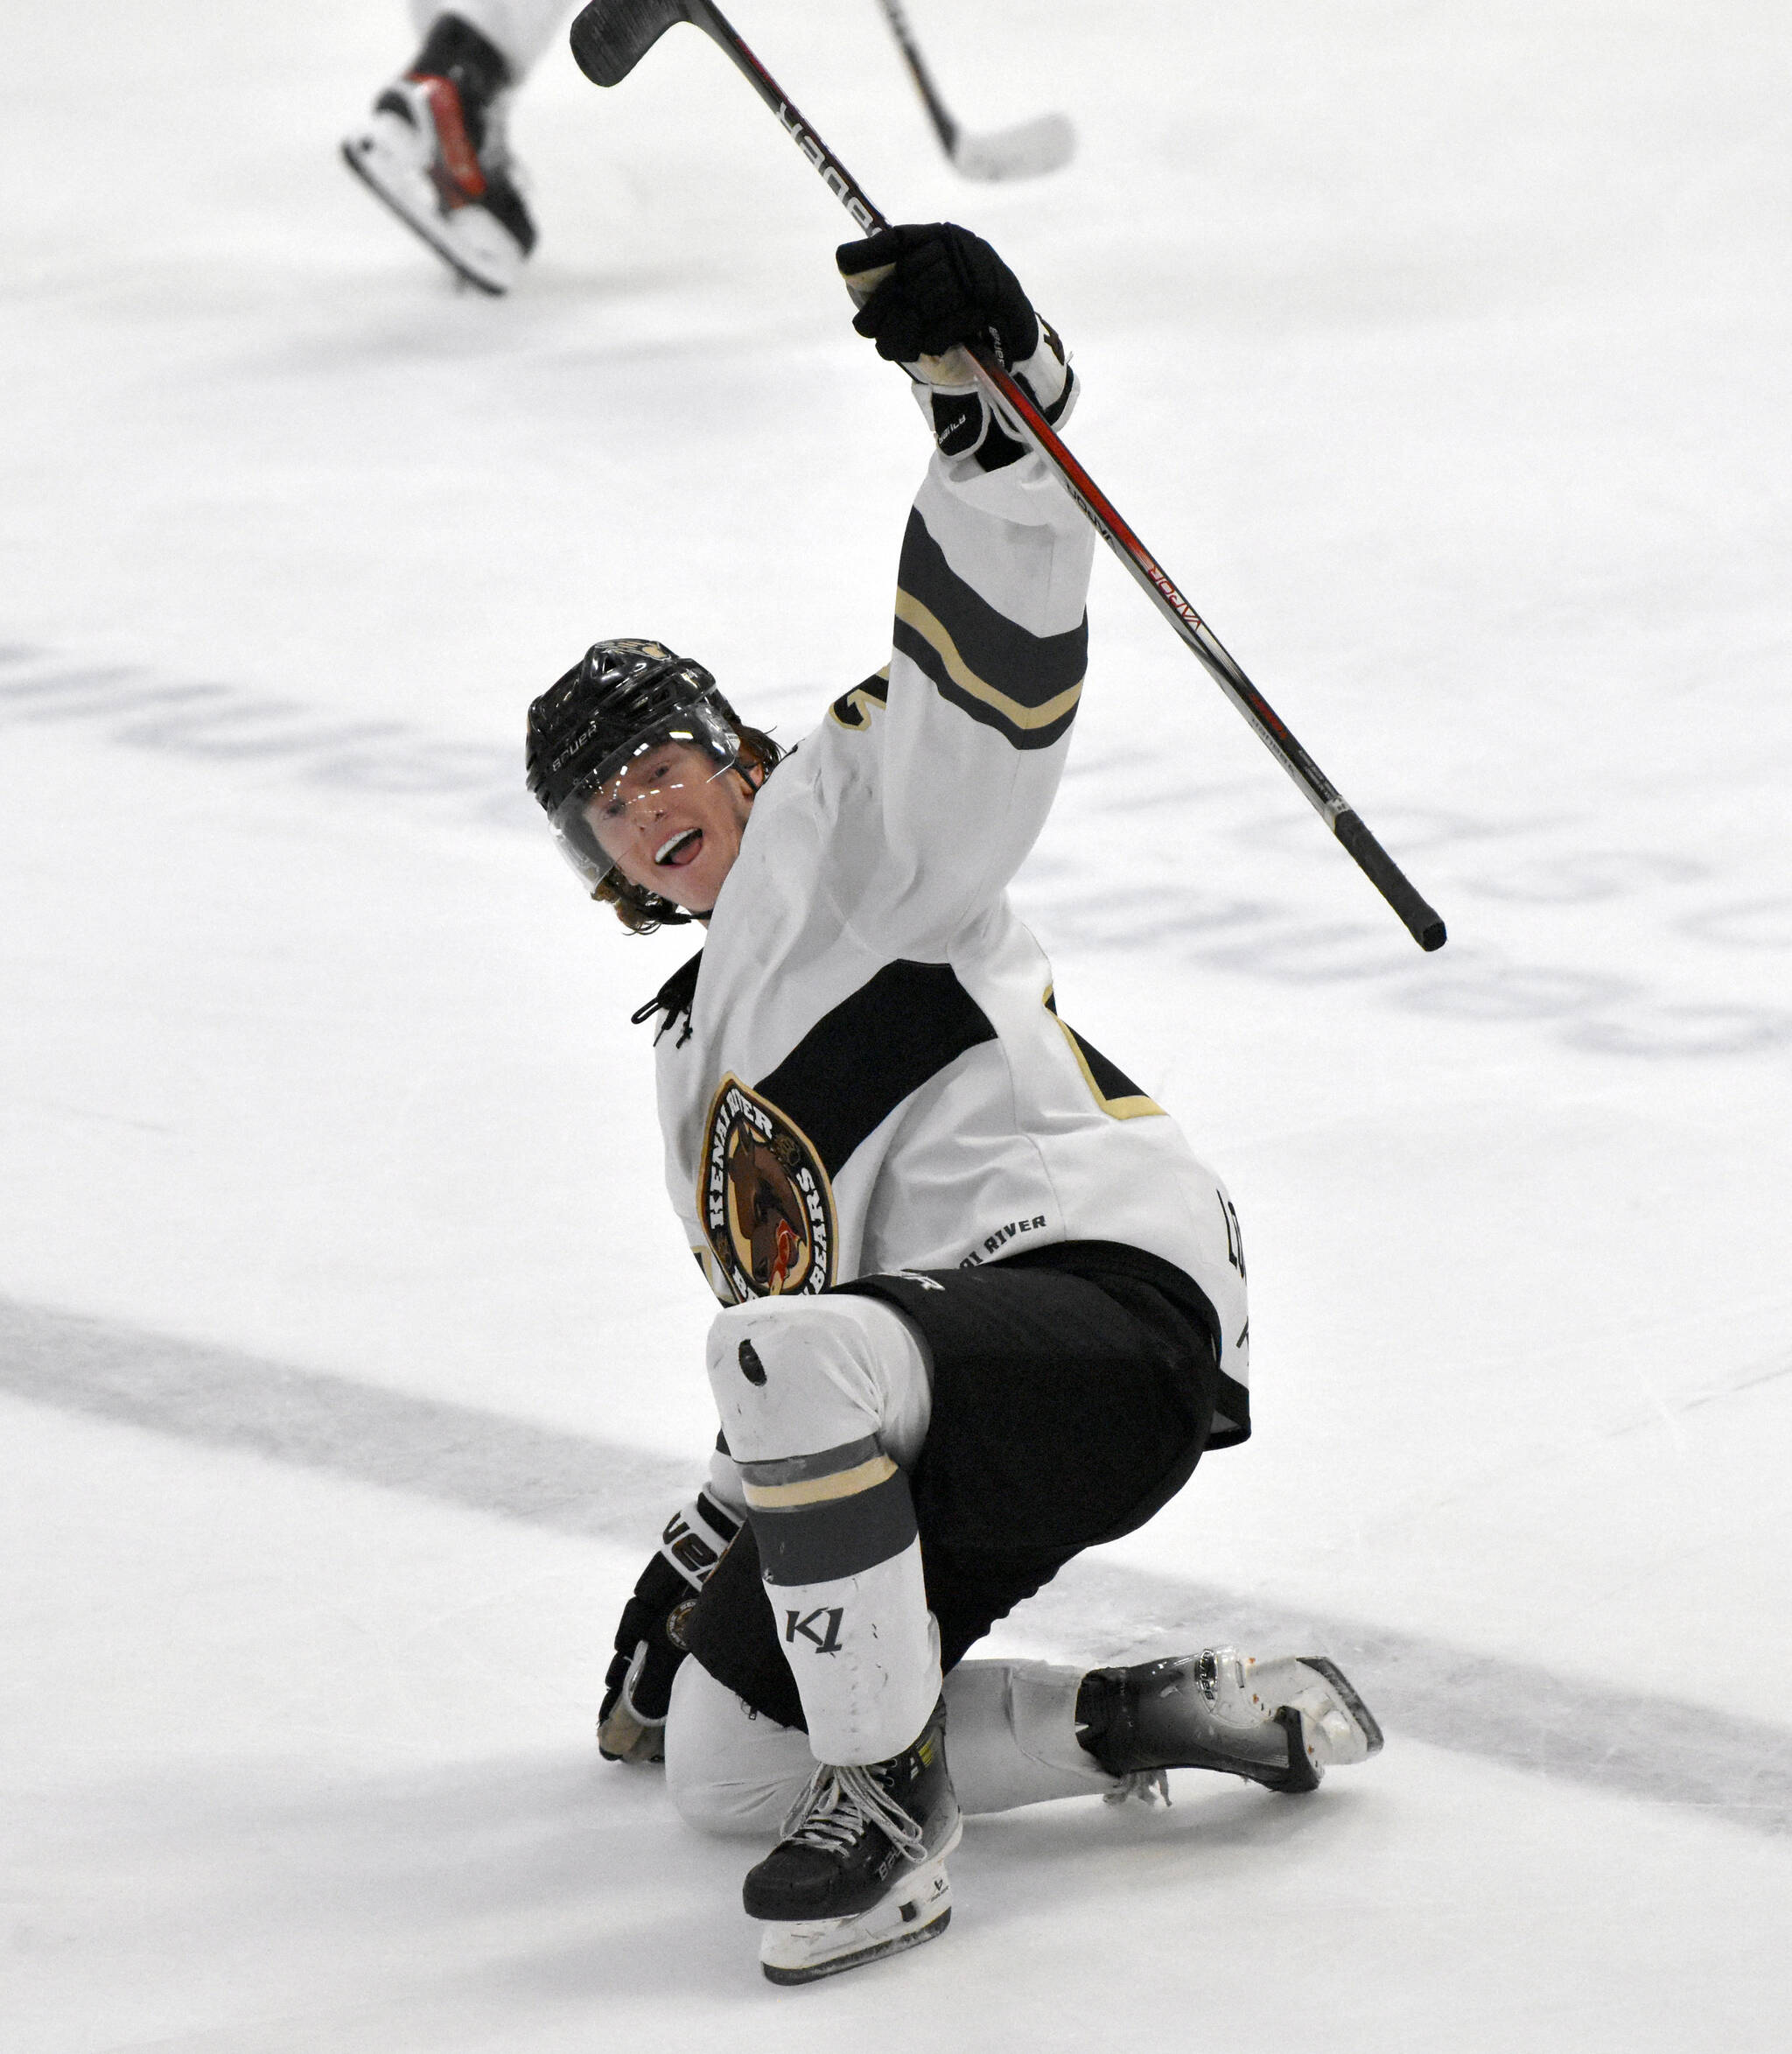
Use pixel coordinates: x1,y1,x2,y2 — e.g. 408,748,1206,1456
340,13,538,294
744,1698,962,1984
1077,1647,1383,1796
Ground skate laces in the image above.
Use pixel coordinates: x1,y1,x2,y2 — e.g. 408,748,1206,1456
780,1762,928,1864
1103,1769,1171,1808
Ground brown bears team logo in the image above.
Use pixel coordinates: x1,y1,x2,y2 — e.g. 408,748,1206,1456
700,1075,836,1300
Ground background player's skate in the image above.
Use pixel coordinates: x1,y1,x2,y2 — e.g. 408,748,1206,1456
342,12,539,292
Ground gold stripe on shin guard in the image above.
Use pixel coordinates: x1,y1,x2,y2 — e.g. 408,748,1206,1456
743,1453,899,1512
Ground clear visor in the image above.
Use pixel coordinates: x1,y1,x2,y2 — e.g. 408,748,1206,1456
548,702,743,894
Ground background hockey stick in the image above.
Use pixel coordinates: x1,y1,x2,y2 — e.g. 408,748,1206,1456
873,0,1074,183
570,0,1447,952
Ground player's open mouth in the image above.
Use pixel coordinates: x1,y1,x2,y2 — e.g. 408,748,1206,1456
656,828,703,867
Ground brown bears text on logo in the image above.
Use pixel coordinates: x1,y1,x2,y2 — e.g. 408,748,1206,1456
700,1076,836,1301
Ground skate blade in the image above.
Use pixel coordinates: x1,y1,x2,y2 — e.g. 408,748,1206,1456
1236,1654,1384,1770
759,1856,952,1986
1276,1657,1383,1772
340,135,519,295
1298,1657,1385,1759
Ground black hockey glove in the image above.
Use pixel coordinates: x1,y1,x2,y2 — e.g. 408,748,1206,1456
837,221,1040,371
597,1492,739,1763
837,222,1075,472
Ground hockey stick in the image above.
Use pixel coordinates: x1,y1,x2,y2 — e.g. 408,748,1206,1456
873,0,1074,183
570,0,1446,951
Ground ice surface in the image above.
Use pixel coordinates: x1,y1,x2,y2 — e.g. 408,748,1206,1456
3,1,1789,2046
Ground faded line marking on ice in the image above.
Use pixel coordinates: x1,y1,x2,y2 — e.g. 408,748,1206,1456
1018,1562,1791,1840
0,645,525,827
7,644,1790,1055
1027,758,1792,1058
4,1293,1788,1838
0,1293,690,1540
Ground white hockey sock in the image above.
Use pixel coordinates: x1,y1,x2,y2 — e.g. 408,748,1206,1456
665,1655,1121,1837
943,1660,1121,1812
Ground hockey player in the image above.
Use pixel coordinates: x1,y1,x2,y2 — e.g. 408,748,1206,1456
525,223,1382,1983
342,6,560,292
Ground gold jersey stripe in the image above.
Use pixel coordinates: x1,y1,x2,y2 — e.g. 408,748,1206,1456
743,1452,900,1511
1043,985,1166,1120
894,589,1084,733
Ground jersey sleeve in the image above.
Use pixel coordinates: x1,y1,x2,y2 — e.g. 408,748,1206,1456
863,443,1096,943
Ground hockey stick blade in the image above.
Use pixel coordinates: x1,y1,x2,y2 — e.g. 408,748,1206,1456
951,111,1075,183
875,0,1074,184
570,0,695,87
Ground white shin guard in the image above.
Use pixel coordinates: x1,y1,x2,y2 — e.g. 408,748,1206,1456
764,1541,942,1768
706,1294,941,1766
942,1659,1122,1811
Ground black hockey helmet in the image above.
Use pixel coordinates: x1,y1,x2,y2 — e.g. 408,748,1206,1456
525,637,747,908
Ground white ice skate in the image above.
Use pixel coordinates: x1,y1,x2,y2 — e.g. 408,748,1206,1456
341,74,536,295
758,1846,956,1986
1079,1646,1383,1794
745,1700,962,1984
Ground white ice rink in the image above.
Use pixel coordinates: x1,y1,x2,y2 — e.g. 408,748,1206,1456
4,2,1789,2046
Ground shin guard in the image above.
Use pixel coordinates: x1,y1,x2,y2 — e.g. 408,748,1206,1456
739,1440,941,1765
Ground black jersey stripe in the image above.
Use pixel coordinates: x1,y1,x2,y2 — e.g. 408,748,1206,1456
893,508,1086,749
892,614,1079,751
753,960,997,1180
899,509,1088,707
1043,988,1165,1118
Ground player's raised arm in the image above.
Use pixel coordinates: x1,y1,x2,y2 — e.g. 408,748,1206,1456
836,225,1096,929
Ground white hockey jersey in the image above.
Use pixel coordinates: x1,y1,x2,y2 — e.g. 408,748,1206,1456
645,443,1251,1444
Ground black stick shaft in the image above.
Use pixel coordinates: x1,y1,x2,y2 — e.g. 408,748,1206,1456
679,0,1446,952
874,0,959,152
688,2,889,235
957,355,1448,950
